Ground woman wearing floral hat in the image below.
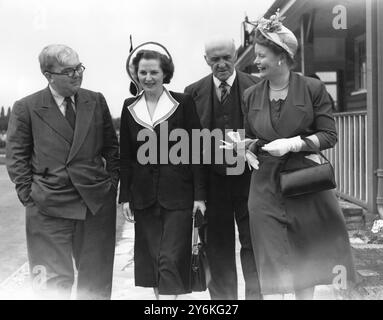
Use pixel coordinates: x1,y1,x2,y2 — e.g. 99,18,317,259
242,11,355,299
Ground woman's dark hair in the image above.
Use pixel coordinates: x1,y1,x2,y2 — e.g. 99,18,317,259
254,30,295,68
132,49,174,84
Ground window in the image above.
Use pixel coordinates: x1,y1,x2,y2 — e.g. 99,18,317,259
316,71,339,111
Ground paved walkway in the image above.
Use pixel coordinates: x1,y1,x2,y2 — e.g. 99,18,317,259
0,218,211,300
0,166,27,283
0,217,336,300
111,220,341,300
1,211,383,300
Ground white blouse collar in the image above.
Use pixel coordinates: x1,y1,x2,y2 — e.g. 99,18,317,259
127,87,180,131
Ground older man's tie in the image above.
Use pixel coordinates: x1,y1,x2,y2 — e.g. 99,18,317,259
219,81,229,104
64,97,76,130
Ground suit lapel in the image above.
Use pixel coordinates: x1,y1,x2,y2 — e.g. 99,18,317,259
127,93,153,131
237,72,252,116
191,76,214,129
232,71,259,117
191,72,257,129
152,89,180,127
276,72,307,137
288,72,305,106
33,87,74,144
260,82,283,140
67,89,96,163
247,80,281,141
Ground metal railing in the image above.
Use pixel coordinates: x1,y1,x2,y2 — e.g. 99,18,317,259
323,111,368,208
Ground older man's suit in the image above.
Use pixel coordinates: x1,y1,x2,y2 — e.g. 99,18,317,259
185,70,262,300
6,87,119,299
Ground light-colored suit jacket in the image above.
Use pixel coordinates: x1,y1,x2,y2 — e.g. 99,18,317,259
6,87,119,220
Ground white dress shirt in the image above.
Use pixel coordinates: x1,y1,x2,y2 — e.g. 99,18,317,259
213,69,237,101
49,85,76,116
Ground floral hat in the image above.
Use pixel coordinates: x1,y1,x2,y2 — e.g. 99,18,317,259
251,9,298,59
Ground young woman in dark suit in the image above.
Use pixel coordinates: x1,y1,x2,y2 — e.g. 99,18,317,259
119,48,206,300
241,13,355,299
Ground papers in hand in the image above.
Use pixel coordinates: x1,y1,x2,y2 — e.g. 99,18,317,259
219,131,259,170
245,150,259,170
219,139,234,150
219,132,241,150
219,131,250,150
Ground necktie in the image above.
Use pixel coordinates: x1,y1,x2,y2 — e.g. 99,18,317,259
219,82,229,104
64,97,76,130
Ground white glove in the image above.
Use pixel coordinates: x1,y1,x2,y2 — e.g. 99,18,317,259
193,200,206,216
261,136,304,157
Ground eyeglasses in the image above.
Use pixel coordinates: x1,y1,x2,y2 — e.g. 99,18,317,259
47,64,86,78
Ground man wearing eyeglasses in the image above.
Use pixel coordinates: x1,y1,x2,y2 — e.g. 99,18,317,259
6,44,119,299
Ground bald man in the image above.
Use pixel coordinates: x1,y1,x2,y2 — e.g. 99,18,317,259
185,37,261,300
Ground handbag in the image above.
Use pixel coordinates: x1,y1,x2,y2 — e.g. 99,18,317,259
191,209,211,292
280,140,336,198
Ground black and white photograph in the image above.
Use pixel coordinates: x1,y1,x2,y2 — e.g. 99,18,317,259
1,0,383,305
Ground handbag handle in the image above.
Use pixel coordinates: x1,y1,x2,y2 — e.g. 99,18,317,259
302,137,331,164
192,213,200,255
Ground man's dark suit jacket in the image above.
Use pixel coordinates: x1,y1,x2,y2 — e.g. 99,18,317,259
184,70,259,130
184,70,259,194
6,87,119,220
119,90,206,210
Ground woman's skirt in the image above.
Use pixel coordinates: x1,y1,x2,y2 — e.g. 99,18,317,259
248,154,356,295
134,204,193,295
